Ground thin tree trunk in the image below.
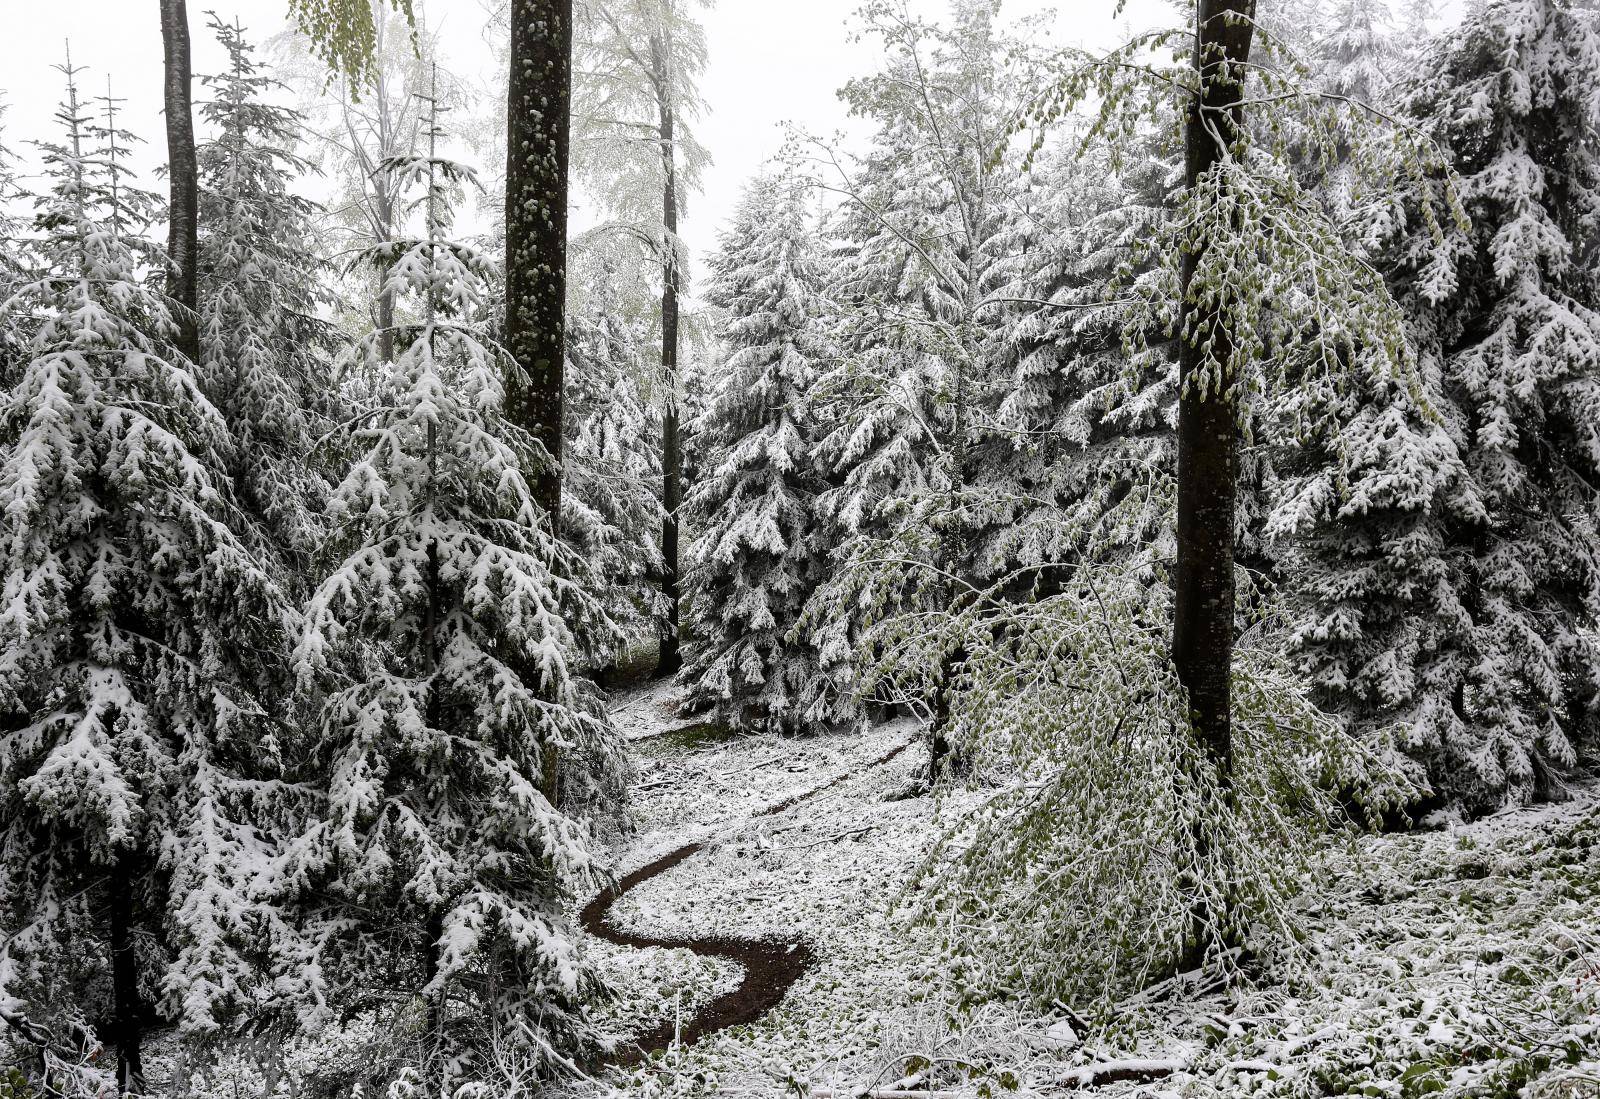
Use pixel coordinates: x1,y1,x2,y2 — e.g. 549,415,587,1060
505,0,573,529
653,31,683,676
160,0,199,365
108,858,145,1095
374,191,397,363
1173,0,1255,966
376,282,397,363
930,336,973,783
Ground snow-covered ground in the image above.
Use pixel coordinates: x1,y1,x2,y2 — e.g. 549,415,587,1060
572,682,1600,1098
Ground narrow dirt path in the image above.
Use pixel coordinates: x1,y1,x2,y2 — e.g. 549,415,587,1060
581,736,918,1065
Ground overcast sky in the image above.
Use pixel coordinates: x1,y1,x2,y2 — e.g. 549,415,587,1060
4,0,1458,267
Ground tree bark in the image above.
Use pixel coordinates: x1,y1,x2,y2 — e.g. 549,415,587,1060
653,32,683,676
1173,0,1255,965
505,0,573,526
374,188,397,363
107,858,146,1095
160,0,199,365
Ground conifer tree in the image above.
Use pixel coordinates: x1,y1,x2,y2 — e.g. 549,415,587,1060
283,91,619,1085
802,0,1047,762
680,174,832,732
0,100,27,391
564,248,665,663
197,15,335,585
0,62,294,1091
1315,0,1399,100
989,144,1178,587
1279,0,1600,811
285,5,453,369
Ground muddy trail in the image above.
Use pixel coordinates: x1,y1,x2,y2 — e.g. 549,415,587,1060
580,736,918,1065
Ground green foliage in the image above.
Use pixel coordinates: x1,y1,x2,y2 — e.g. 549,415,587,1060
0,1068,31,1099
862,552,1412,1008
1024,11,1465,438
286,0,416,91
814,0,1475,1011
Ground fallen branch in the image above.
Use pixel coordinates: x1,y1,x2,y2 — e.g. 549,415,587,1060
729,752,792,777
1056,1057,1188,1088
0,1002,59,1051
1119,948,1240,1008
801,1090,964,1098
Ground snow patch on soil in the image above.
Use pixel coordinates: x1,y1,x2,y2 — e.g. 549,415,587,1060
570,684,1600,1099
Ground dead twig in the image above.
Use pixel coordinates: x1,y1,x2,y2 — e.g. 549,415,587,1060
770,825,878,852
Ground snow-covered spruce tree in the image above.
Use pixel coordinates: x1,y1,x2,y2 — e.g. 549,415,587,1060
0,63,298,1090
197,15,336,586
564,244,665,666
986,139,1182,589
282,4,460,371
0,99,29,392
281,94,620,1086
1278,0,1600,812
1313,0,1400,101
798,0,1048,756
678,173,832,732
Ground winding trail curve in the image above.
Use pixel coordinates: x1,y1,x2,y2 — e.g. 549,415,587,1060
580,735,918,1064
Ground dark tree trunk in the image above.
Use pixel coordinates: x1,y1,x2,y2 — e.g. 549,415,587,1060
506,0,573,807
930,329,974,781
653,32,683,676
107,858,146,1095
160,0,199,365
1173,0,1255,965
375,191,397,363
505,0,573,527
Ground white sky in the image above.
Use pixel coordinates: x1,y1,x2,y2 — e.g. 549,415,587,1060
3,0,1459,267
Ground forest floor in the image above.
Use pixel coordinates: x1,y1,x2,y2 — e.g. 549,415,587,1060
569,680,1600,1099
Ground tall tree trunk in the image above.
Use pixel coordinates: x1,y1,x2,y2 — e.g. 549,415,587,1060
653,32,683,676
506,0,573,806
505,0,573,528
160,0,199,365
108,858,145,1095
1173,0,1255,965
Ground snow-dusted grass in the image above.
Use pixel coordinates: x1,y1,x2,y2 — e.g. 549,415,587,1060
575,686,1600,1099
